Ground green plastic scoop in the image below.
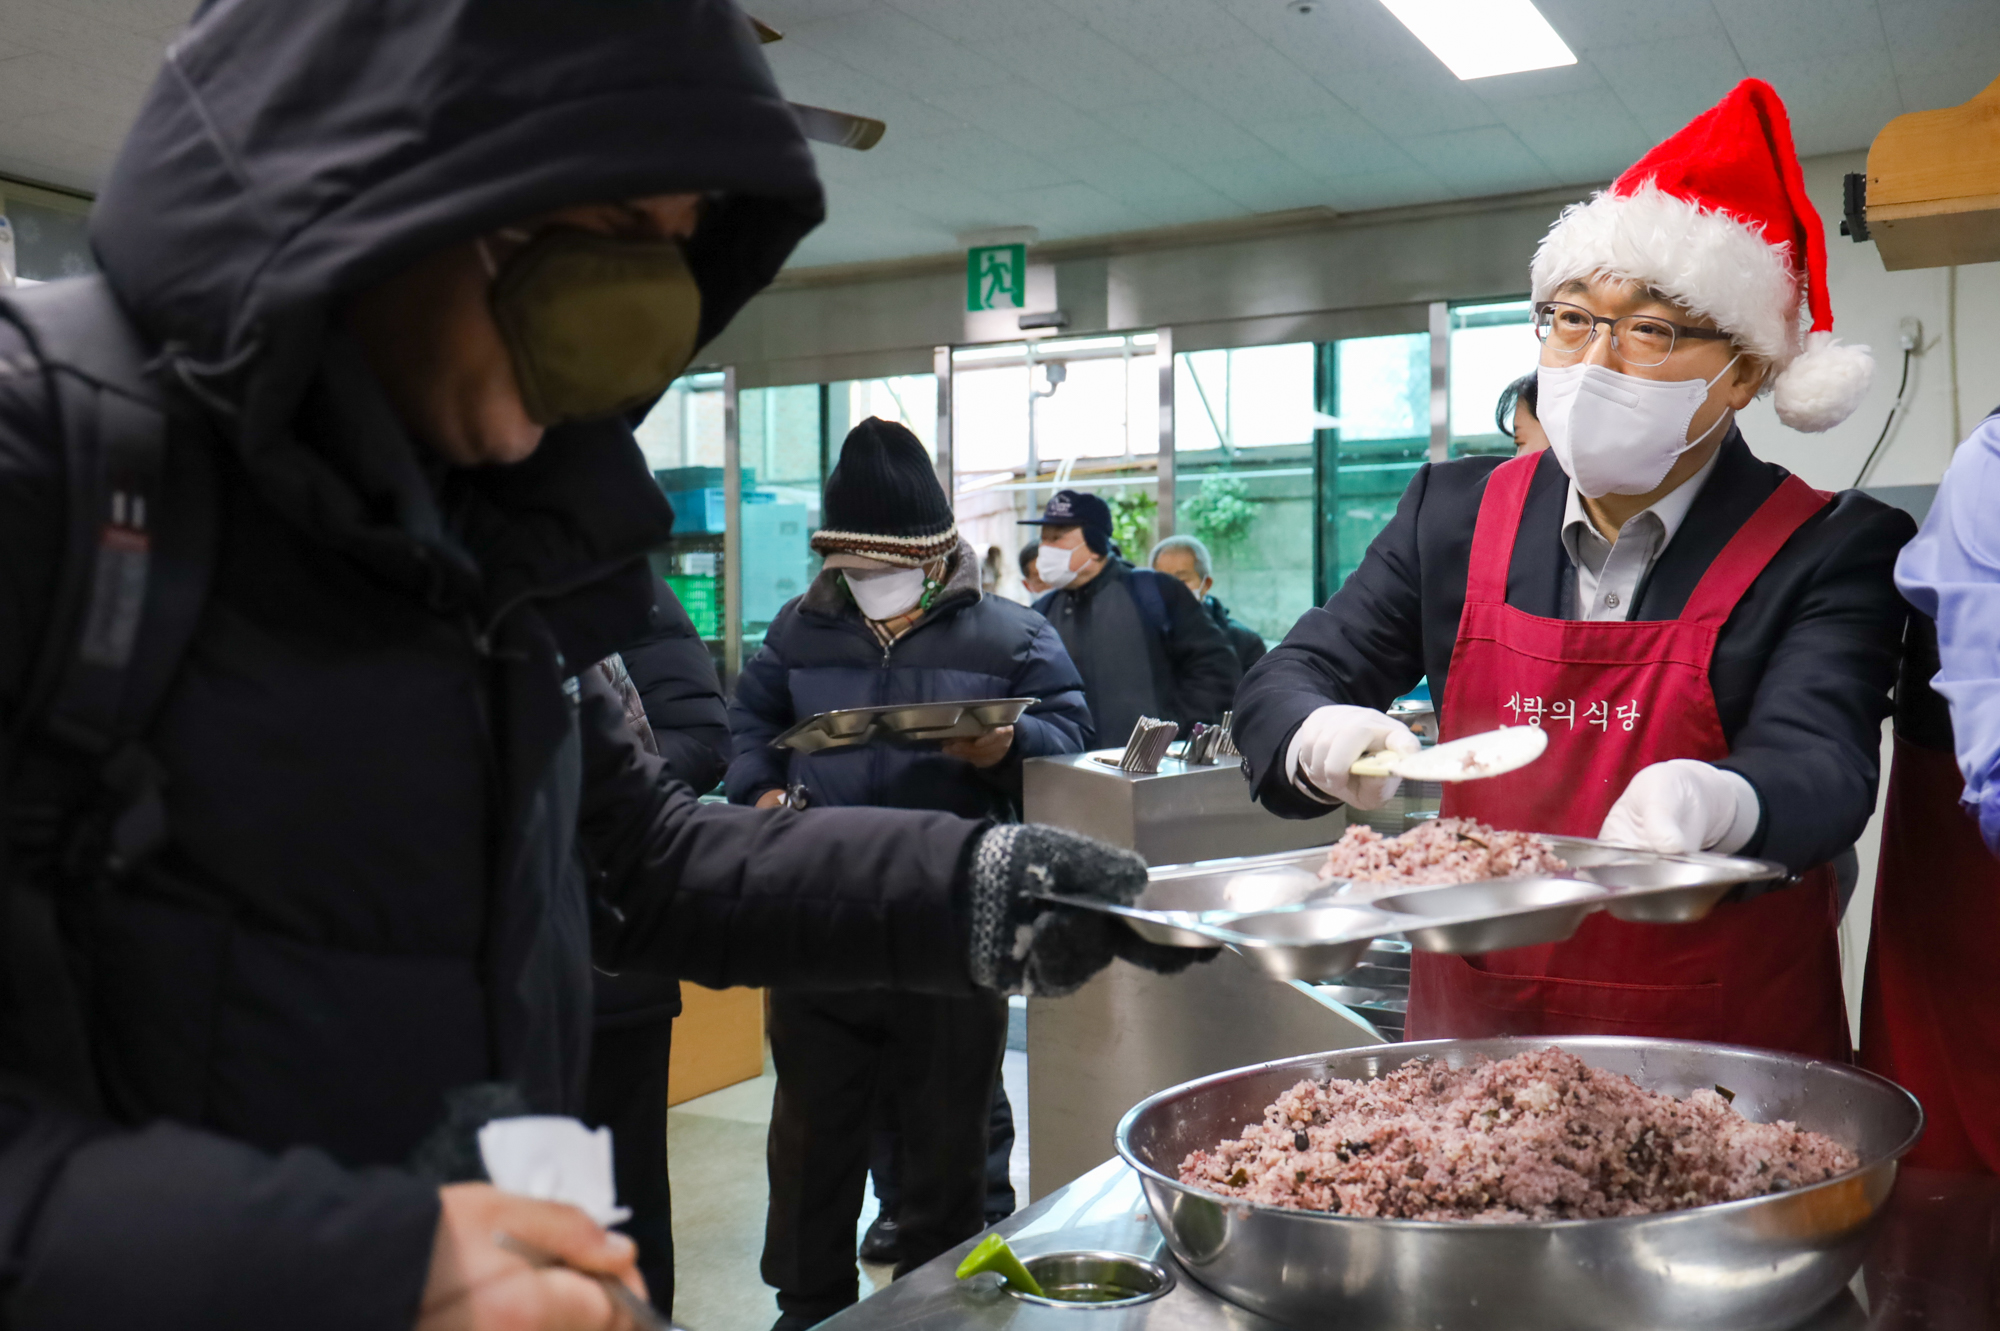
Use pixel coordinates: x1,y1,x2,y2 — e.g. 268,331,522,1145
956,1233,1045,1297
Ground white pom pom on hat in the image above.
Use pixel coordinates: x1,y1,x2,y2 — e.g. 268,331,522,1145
1530,78,1872,434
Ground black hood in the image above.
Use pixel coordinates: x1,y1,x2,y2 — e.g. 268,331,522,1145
92,0,822,382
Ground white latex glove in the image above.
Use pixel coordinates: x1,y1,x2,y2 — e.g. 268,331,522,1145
1285,704,1422,810
1598,759,1761,855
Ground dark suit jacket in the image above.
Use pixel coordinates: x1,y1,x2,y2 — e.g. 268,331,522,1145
1234,434,1916,873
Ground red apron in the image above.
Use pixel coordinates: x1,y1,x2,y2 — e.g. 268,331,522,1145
1405,453,1850,1062
1861,738,2000,1173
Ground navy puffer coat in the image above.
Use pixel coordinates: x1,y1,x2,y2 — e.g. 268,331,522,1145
727,543,1093,817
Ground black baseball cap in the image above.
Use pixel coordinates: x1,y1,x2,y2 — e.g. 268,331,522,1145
1018,489,1112,554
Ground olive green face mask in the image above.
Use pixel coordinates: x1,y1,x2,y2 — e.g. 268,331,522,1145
484,227,703,427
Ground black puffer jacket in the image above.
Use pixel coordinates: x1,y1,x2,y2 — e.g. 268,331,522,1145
727,542,1093,816
627,576,731,797
0,5,987,1329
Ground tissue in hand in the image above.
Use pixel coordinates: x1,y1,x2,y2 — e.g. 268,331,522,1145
476,1116,630,1226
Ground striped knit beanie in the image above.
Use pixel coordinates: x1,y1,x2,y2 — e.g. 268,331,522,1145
811,417,958,566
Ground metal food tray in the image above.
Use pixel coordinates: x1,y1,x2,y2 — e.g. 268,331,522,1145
1042,835,1788,983
771,697,1036,754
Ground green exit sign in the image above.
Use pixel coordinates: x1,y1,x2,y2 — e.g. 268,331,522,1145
967,243,1026,312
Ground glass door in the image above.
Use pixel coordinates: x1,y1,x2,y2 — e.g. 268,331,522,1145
951,332,1161,604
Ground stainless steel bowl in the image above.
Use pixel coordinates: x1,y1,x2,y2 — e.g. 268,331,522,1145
1374,877,1610,953
1116,1037,1922,1331
1001,1251,1176,1308
1581,858,1740,922
1208,905,1391,983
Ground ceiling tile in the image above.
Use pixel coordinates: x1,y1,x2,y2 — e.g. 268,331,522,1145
788,5,1015,103
1488,88,1653,183
992,180,1152,235
1531,0,1730,51
914,81,1113,154
1048,0,1264,58
1180,147,1322,207
1327,60,1505,140
1250,114,1414,178
1214,0,1430,72
1152,44,1358,125
1715,0,1890,68
882,0,1074,45
765,43,970,137
1320,165,1453,212
1756,54,1906,156
1399,126,1560,197
890,127,1079,192
1587,33,1752,137
979,25,1183,109
1092,97,1283,164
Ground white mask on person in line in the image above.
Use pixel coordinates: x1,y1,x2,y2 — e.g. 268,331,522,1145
846,566,926,620
1036,543,1084,592
1536,355,1740,499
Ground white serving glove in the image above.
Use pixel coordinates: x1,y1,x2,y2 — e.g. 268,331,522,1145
1598,759,1761,855
1286,704,1422,810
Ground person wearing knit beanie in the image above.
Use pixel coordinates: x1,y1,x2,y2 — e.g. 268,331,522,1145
731,418,1104,1326
1231,78,1918,1066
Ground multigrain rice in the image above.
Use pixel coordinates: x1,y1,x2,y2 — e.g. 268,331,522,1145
1320,817,1568,886
1178,1048,1858,1221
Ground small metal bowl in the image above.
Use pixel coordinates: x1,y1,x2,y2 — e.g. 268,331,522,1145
1375,877,1610,954
1002,1251,1176,1308
1210,905,1390,983
1582,859,1739,923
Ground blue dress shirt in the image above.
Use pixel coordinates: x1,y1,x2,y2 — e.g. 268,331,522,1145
1896,410,2000,853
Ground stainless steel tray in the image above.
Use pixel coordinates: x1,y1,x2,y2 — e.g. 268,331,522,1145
1043,835,1789,981
771,697,1037,754
1117,1036,1923,1331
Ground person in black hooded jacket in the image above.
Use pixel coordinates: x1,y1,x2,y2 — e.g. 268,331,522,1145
0,5,1200,1330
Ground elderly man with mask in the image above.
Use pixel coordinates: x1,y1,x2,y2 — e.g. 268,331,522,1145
1235,80,1911,1063
0,6,1190,1330
729,418,1091,1328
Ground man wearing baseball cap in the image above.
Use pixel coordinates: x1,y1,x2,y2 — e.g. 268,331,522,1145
1023,489,1239,748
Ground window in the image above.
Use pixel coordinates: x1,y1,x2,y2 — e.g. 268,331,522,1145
1319,333,1430,595
1173,344,1318,646
951,333,1159,604
1448,299,1538,457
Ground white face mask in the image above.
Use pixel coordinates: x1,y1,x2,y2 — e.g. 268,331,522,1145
846,566,926,620
1036,543,1082,591
1537,355,1740,499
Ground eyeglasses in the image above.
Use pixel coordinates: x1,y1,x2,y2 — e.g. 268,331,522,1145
1533,301,1733,368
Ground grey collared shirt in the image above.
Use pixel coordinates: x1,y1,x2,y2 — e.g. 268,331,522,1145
1559,451,1721,621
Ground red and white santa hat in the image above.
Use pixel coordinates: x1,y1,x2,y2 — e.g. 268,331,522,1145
1530,78,1872,433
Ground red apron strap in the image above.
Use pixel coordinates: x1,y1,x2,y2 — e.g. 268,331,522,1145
1679,474,1831,628
1464,452,1544,606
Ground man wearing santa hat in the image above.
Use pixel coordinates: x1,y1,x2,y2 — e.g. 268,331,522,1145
1234,79,1913,1061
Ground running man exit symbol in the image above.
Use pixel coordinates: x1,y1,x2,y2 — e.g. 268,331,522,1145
966,243,1026,312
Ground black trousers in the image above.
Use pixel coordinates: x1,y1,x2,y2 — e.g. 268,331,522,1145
870,1079,1017,1223
583,1019,675,1315
761,989,1008,1322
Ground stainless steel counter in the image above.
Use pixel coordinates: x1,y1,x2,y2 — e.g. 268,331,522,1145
1021,752,1385,1197
821,1159,2000,1331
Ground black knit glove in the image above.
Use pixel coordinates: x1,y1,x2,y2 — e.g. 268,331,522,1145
967,824,1219,997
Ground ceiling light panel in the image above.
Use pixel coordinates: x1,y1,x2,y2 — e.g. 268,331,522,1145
1377,0,1578,81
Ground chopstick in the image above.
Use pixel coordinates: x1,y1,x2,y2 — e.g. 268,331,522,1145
493,1232,684,1331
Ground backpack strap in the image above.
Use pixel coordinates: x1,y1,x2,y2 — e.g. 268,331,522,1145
3,277,216,873
0,278,217,1111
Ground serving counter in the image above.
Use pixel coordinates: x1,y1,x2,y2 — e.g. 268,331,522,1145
822,1157,2000,1331
1022,752,1385,1196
